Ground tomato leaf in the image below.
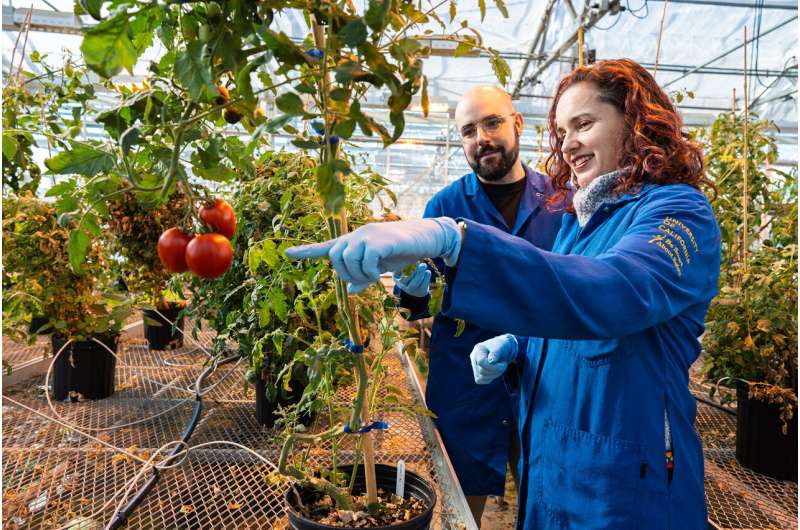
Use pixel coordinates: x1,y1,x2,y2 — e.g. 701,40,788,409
340,18,368,48
269,289,288,322
68,229,90,273
175,41,215,101
260,239,279,268
45,142,115,176
490,53,511,85
365,0,390,32
80,14,140,78
2,133,18,160
275,92,306,116
494,0,509,17
420,76,430,117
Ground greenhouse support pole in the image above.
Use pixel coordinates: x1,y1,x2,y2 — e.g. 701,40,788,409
520,4,611,90
511,0,558,98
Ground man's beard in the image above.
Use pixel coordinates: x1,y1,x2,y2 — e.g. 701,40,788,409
468,134,520,182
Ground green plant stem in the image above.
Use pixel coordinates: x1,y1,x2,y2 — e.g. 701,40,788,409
173,74,314,129
277,425,354,510
387,0,450,44
160,104,196,199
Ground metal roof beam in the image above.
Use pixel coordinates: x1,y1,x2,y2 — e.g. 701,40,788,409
647,0,797,9
511,0,559,99
663,15,797,87
2,5,84,34
517,4,613,93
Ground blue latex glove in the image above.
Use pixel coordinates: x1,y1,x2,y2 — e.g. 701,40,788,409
470,334,519,385
285,218,461,294
393,262,431,298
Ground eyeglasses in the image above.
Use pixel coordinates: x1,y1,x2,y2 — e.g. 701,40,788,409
459,113,517,140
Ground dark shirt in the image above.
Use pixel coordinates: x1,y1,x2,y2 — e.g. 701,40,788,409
480,176,527,229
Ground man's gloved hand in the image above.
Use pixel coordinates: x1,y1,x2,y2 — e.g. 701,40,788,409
470,334,519,385
285,218,461,294
393,262,431,298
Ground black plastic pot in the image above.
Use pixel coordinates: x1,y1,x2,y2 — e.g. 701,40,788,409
51,335,119,400
285,464,436,530
254,376,311,427
29,316,50,335
143,306,184,350
735,382,798,481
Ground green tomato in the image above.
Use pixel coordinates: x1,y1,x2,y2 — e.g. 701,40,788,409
198,24,212,43
206,1,222,21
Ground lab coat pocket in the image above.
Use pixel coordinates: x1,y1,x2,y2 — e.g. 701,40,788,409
569,338,622,366
539,419,646,529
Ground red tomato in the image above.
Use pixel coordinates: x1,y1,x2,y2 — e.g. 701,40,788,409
185,233,233,279
199,199,237,239
157,228,193,273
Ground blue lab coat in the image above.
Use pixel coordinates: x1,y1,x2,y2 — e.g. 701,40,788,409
398,164,564,496
443,183,720,528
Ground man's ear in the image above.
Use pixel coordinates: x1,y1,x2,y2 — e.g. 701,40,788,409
514,112,524,136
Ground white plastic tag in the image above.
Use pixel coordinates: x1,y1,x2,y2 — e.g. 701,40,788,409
395,459,406,499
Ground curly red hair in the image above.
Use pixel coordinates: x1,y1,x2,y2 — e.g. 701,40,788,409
545,59,713,210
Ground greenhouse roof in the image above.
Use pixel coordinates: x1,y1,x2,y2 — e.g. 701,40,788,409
3,0,797,216
4,0,795,126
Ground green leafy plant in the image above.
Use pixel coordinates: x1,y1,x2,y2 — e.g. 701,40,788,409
699,111,797,433
2,193,132,343
3,51,96,195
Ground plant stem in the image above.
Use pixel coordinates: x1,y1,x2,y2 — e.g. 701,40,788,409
160,104,195,199
278,424,354,510
312,15,378,505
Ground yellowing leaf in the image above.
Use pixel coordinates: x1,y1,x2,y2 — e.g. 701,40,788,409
179,504,194,514
227,501,241,510
420,76,429,118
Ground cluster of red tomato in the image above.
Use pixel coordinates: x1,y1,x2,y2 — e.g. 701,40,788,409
157,199,236,279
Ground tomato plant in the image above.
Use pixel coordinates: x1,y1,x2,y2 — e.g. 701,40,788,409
25,0,514,515
185,233,233,279
199,198,237,238
157,227,193,273
699,112,797,429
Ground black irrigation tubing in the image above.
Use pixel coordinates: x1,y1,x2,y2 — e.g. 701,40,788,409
693,393,737,417
105,353,240,530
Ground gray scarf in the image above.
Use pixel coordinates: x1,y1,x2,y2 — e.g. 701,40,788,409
572,168,630,227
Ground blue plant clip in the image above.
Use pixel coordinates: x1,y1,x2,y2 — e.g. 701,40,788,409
343,421,389,434
305,48,324,59
343,338,364,354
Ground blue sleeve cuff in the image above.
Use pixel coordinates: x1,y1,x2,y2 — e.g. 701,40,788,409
395,286,431,321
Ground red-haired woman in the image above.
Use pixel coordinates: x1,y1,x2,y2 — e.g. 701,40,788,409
288,59,720,529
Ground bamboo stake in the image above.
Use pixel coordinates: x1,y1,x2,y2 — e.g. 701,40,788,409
653,0,669,78
578,25,583,67
742,27,749,272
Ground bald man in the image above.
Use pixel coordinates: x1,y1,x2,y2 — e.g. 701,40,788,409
394,87,566,525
